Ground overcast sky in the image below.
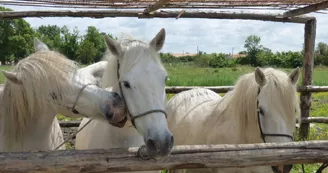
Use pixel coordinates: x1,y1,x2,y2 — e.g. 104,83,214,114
2,4,328,54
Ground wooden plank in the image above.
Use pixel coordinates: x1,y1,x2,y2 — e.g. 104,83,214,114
283,1,328,17
1,141,328,173
299,19,317,139
58,117,328,128
165,85,328,94
0,10,313,23
144,0,170,13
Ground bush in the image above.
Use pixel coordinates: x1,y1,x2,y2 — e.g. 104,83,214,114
195,53,236,68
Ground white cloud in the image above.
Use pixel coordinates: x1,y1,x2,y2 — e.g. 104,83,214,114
2,4,328,54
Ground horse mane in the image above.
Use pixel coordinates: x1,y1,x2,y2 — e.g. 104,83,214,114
217,68,300,141
2,51,79,146
101,33,166,88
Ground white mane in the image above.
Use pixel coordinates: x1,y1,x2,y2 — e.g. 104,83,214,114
1,51,79,146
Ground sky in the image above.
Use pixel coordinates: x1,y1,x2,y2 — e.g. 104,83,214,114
2,4,328,54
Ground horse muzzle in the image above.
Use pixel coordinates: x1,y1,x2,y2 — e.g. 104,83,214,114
272,164,293,173
105,92,127,127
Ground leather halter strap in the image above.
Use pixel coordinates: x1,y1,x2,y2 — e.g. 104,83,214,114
117,59,167,128
71,83,93,114
256,87,294,142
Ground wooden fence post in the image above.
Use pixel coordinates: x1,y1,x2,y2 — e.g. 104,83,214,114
299,19,316,139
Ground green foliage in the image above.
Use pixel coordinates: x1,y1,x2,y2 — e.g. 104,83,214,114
314,42,328,66
244,35,263,66
80,26,107,63
195,53,236,68
0,6,35,64
60,26,80,60
77,40,97,64
35,25,62,50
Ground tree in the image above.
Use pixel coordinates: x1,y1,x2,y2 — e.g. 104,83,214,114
35,25,62,51
244,35,263,66
60,26,80,60
81,26,107,62
0,6,35,64
77,40,97,64
314,42,328,66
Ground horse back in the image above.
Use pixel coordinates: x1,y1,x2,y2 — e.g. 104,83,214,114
166,88,221,144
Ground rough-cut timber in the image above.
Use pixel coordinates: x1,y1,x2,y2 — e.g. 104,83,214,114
163,85,328,94
1,0,326,12
300,117,328,124
283,1,328,17
144,0,171,13
0,141,328,173
58,117,328,128
0,10,313,23
300,19,317,139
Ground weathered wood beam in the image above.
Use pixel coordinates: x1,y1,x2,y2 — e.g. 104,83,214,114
300,19,317,139
300,117,328,124
0,10,313,23
144,0,170,14
283,1,328,17
58,117,328,128
164,85,328,94
0,141,328,173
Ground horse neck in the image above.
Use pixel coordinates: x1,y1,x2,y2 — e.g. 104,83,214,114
211,89,262,144
0,108,63,152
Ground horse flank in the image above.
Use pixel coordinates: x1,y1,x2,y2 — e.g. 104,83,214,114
2,51,78,146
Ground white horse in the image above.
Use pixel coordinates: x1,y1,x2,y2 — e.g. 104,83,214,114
0,39,126,152
76,28,174,166
166,67,301,173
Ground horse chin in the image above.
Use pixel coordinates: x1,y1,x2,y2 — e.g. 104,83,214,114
271,165,293,173
108,116,128,128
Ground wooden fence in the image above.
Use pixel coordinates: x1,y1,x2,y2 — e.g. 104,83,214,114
59,86,328,128
1,141,328,173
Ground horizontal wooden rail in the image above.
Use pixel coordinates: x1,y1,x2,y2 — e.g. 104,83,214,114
59,117,328,128
165,85,328,93
0,141,328,172
0,10,313,23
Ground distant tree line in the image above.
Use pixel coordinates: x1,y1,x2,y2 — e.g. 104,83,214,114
161,35,328,69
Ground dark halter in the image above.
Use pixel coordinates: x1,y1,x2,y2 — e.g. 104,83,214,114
116,59,167,128
256,87,294,142
70,83,94,114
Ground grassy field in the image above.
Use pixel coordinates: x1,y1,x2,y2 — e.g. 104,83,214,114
1,63,328,172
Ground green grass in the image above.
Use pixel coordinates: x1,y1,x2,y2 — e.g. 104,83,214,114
2,63,328,172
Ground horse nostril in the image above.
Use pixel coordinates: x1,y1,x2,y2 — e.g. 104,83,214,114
146,138,158,152
169,135,174,148
113,92,120,98
105,111,114,120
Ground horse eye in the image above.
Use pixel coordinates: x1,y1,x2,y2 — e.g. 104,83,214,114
123,81,131,88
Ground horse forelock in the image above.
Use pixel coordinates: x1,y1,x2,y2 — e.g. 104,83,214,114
2,51,78,146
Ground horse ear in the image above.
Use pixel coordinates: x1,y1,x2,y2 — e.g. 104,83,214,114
255,67,266,87
2,71,22,85
149,28,166,52
103,35,123,58
289,67,300,85
34,37,49,52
